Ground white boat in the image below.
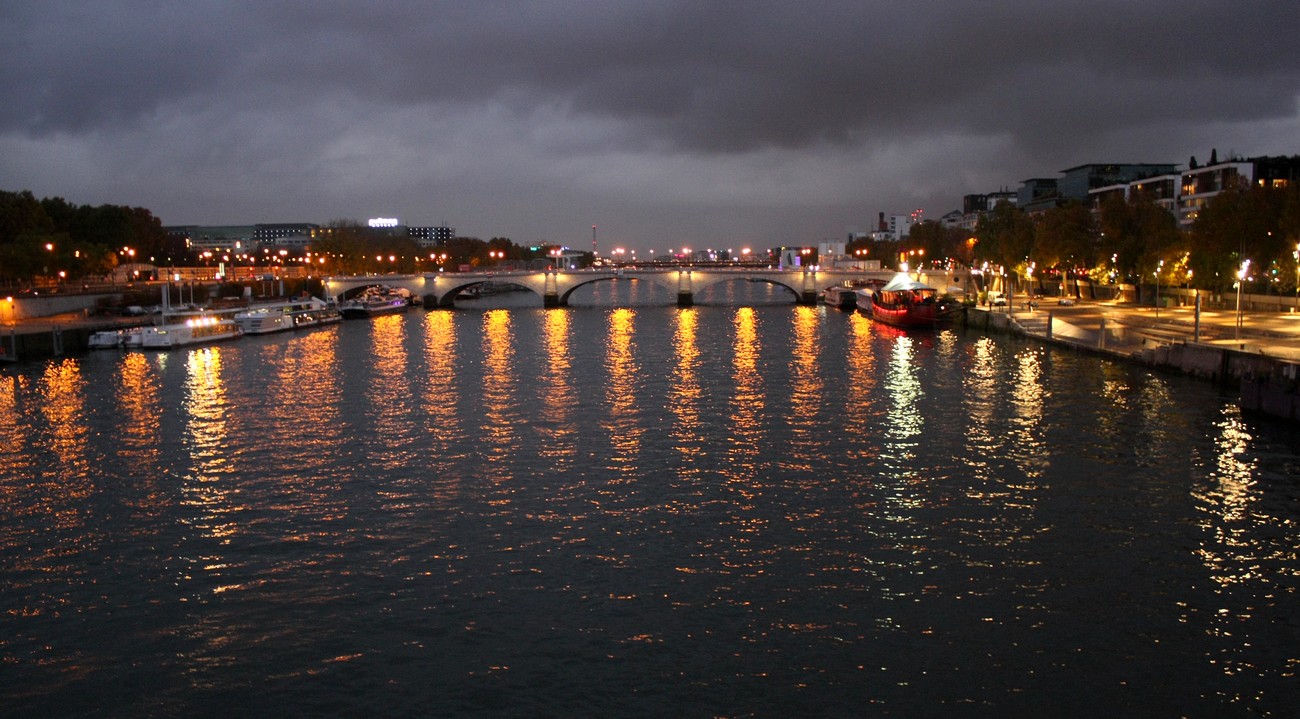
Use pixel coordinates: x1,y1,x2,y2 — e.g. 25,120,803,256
233,297,341,334
88,327,144,349
821,285,859,310
140,317,242,349
233,306,295,335
340,287,410,319
88,330,123,349
288,297,341,328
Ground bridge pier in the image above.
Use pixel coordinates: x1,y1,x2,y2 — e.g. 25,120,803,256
676,270,694,307
544,271,563,308
800,270,819,305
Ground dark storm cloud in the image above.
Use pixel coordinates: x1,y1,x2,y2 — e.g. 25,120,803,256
8,1,1296,149
2,1,1297,243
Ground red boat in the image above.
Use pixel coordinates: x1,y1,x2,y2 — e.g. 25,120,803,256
858,273,958,328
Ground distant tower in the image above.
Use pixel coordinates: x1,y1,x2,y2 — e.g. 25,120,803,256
592,225,597,257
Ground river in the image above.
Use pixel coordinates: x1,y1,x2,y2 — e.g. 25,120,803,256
2,281,1297,717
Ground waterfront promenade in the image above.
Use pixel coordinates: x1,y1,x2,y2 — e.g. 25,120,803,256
991,299,1300,363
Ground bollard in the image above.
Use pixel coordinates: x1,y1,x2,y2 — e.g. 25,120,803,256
1099,318,1106,350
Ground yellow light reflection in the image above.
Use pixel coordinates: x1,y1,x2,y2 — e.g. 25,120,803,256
423,311,464,484
1193,408,1258,583
38,360,91,529
480,310,517,480
264,328,347,517
845,311,878,460
115,352,165,516
1189,406,1273,682
1006,349,1047,482
0,375,37,564
881,333,923,474
605,308,642,472
670,308,701,463
0,375,33,499
541,309,578,465
367,314,411,469
960,337,1000,485
785,306,826,475
41,358,89,464
181,347,240,548
727,307,764,480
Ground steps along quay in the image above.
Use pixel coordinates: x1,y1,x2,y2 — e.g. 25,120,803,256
322,266,974,308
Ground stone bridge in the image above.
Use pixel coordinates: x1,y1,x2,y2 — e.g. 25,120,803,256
323,267,974,308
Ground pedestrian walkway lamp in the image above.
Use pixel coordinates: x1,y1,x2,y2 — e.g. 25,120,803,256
1154,260,1163,319
1235,259,1250,340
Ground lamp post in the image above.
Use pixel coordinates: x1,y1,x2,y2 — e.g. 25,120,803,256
1293,243,1299,311
1154,259,1163,319
1235,259,1250,340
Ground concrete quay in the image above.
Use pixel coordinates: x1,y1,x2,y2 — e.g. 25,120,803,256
0,311,149,362
966,300,1300,421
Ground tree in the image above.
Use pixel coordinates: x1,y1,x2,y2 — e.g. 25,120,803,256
312,220,370,275
0,190,54,245
1034,202,1097,272
1189,185,1279,292
1097,190,1179,283
974,202,1035,271
904,221,970,266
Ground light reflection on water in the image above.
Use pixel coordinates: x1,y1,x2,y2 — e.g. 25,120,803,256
785,306,823,473
670,308,701,463
479,309,519,483
727,307,764,483
422,309,467,490
538,309,576,468
180,348,235,539
604,308,641,476
1,304,1298,718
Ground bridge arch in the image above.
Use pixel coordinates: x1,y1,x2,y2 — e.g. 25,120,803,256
688,274,802,302
557,273,680,306
422,279,540,308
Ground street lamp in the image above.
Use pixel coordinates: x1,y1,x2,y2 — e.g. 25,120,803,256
1293,243,1299,311
1154,259,1163,319
1235,259,1250,340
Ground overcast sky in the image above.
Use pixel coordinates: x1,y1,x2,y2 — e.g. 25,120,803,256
3,1,1298,254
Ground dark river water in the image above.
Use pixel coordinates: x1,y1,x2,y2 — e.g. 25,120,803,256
2,281,1298,718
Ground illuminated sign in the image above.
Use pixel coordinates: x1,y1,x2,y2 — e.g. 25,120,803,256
368,218,400,228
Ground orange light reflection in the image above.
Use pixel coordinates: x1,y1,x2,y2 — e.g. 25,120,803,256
541,309,578,466
670,308,702,464
604,308,642,474
480,310,518,481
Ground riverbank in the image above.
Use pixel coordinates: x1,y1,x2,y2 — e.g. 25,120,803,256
0,312,152,362
966,300,1300,421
